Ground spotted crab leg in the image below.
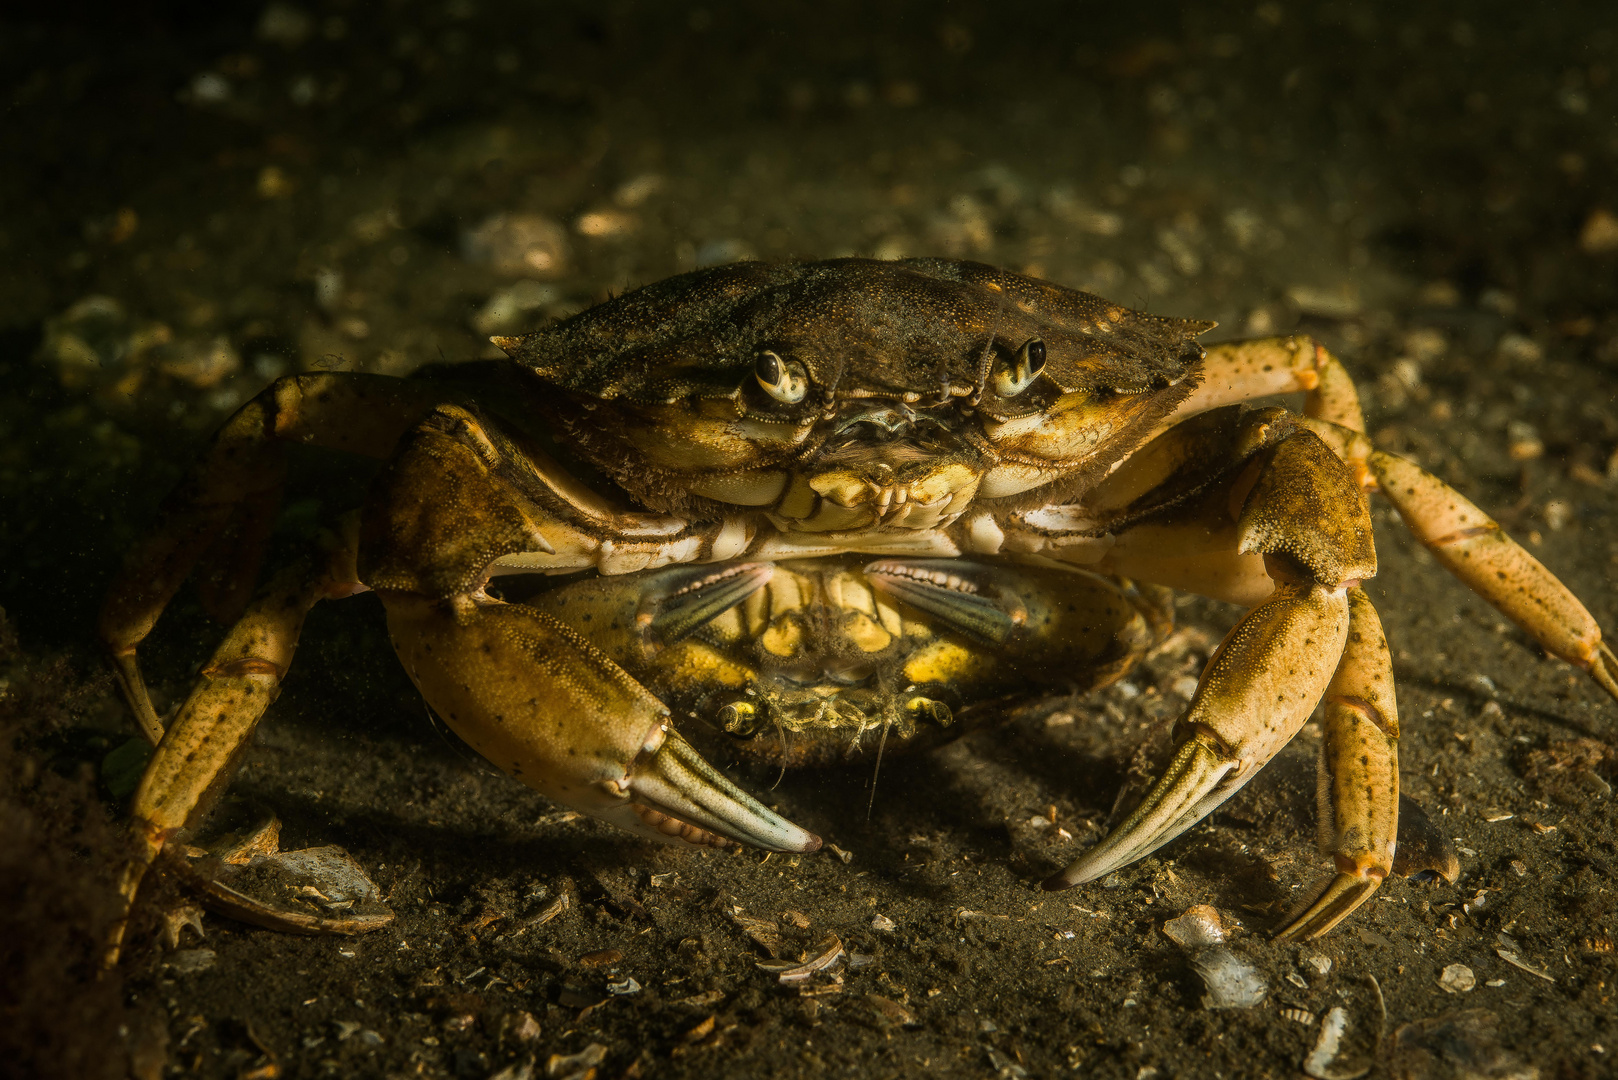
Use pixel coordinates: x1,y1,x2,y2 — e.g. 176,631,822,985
1274,586,1400,940
108,523,366,964
1371,450,1618,700
380,591,820,854
1045,572,1352,888
99,373,449,744
1303,419,1618,703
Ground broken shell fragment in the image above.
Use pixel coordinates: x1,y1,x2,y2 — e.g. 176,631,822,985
1188,947,1268,1009
1162,904,1226,948
179,842,393,935
1301,953,1332,976
1495,949,1556,983
545,1043,607,1079
1162,906,1265,1009
160,904,206,950
1303,1007,1368,1080
757,934,845,984
732,912,782,957
1438,964,1476,993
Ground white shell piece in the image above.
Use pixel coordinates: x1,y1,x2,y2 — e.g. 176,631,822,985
1189,947,1266,1009
1162,905,1227,947
1438,964,1476,993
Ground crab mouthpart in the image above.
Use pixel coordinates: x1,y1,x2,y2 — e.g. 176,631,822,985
800,463,982,530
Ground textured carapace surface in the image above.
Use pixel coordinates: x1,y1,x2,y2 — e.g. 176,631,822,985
496,259,1213,520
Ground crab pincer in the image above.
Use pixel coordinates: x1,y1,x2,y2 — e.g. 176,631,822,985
380,591,820,853
1045,575,1353,890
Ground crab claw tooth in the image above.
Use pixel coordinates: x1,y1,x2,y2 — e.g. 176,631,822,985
1593,641,1618,704
1043,731,1237,890
626,726,820,852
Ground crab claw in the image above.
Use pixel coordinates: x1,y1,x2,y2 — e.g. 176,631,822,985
606,722,820,851
1046,580,1350,891
1045,727,1242,888
381,591,819,854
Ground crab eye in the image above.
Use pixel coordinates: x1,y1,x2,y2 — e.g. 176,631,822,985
754,350,809,404
992,338,1047,398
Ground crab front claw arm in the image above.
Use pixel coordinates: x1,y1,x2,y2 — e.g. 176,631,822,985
380,591,820,853
1045,571,1352,889
1045,424,1373,894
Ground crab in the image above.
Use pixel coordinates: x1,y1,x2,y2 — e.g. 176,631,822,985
101,257,1618,959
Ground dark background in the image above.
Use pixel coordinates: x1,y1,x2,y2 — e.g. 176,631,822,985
3,3,1616,1078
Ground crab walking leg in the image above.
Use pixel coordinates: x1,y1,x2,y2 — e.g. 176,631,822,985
1274,587,1401,941
1045,576,1351,889
1366,451,1618,701
1307,414,1618,703
108,539,361,963
100,373,447,744
1147,336,1368,442
379,592,820,854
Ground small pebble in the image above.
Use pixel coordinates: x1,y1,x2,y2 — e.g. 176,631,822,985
165,948,216,975
462,212,570,277
1439,963,1476,993
1578,208,1618,254
1498,335,1544,365
1301,953,1332,976
575,210,636,240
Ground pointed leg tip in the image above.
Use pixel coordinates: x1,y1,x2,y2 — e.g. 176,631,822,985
1273,870,1382,942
